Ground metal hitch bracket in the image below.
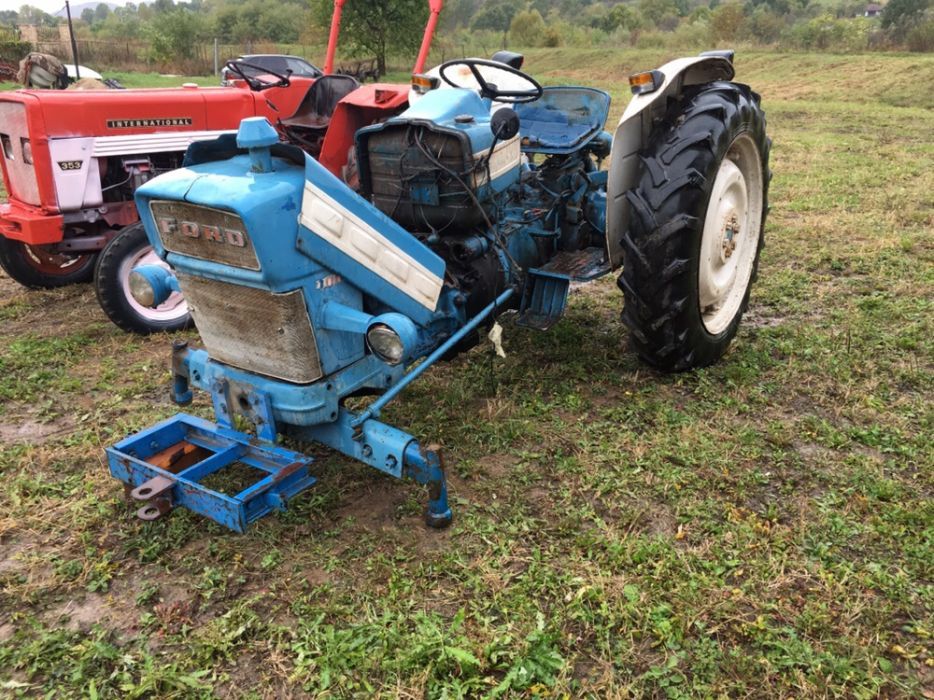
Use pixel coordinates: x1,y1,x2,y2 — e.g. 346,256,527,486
107,414,315,533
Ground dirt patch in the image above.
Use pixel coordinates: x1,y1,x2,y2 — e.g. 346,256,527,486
793,440,835,463
333,478,411,532
46,593,110,633
0,416,74,445
744,309,787,329
0,540,30,575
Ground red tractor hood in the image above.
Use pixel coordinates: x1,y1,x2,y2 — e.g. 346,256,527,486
0,80,314,138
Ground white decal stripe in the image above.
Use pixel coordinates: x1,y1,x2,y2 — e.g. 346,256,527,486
299,182,444,311
89,129,236,157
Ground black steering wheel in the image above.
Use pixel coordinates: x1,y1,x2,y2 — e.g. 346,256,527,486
224,60,291,91
438,59,543,104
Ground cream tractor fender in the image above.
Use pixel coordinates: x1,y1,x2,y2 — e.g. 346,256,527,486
605,54,735,269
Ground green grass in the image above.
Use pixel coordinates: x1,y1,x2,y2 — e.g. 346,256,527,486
0,50,932,697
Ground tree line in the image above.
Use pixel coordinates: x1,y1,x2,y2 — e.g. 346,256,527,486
1,0,931,74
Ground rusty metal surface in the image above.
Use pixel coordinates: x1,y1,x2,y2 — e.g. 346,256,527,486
538,246,610,282
131,474,175,522
149,200,261,270
136,500,173,521
176,273,324,384
130,475,174,501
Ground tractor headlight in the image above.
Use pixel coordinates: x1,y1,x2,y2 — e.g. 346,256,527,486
367,324,405,365
129,270,156,307
128,264,178,308
20,139,32,165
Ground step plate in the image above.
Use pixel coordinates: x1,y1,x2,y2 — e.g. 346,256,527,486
537,247,610,282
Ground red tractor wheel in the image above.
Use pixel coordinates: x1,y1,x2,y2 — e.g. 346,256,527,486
0,236,97,288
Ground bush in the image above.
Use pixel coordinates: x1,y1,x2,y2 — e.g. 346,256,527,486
509,8,547,47
783,14,873,50
711,3,746,42
747,8,786,44
542,26,562,47
906,16,934,49
0,39,30,64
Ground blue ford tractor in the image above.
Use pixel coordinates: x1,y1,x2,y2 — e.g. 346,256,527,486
107,52,770,532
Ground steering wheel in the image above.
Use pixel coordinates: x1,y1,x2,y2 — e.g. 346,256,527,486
224,60,291,91
438,59,543,104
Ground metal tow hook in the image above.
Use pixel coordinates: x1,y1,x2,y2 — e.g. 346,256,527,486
129,475,175,521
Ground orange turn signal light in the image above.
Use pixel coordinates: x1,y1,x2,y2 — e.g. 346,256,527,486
628,70,664,95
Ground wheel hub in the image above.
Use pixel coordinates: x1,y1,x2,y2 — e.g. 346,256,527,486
721,212,739,261
697,134,764,336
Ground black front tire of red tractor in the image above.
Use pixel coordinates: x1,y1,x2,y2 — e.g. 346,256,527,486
0,236,97,288
618,81,771,372
94,223,193,335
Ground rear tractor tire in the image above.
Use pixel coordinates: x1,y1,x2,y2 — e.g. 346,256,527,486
618,81,770,372
0,236,96,288
94,223,192,335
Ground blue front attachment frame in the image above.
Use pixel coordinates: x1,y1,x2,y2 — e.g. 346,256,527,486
106,414,315,533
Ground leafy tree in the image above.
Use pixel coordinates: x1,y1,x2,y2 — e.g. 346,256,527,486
216,0,306,43
81,8,95,24
471,0,521,32
637,0,679,26
882,0,931,39
603,4,643,32
150,0,176,15
443,0,484,29
906,12,934,49
95,10,141,39
509,8,546,45
711,2,746,41
747,7,785,41
18,4,57,26
144,8,206,61
313,0,428,76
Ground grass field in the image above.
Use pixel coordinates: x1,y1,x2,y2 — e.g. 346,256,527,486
0,49,932,697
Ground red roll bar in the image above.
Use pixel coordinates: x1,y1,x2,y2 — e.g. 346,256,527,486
322,0,443,77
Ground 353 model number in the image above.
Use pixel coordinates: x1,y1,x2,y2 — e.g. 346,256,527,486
58,160,83,171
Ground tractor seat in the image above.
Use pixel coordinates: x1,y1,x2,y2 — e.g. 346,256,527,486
514,86,611,155
282,74,360,129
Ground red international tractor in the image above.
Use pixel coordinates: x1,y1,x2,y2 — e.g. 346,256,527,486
0,0,442,333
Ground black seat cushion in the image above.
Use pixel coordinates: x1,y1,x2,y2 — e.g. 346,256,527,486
282,75,360,129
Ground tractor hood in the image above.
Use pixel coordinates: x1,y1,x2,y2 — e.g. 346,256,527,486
134,124,448,386
0,80,315,140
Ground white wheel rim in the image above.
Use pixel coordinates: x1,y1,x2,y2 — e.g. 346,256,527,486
698,133,763,335
119,246,189,323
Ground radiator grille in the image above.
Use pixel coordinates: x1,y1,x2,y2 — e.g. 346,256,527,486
150,200,260,270
0,102,41,206
176,273,323,384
